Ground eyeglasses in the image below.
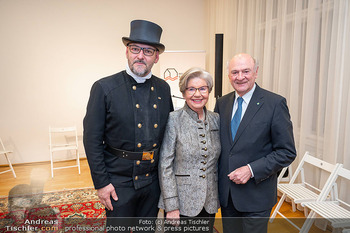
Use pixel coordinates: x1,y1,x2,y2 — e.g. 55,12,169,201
128,45,156,56
185,86,209,95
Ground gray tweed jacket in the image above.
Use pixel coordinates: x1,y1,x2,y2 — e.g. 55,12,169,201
158,103,221,216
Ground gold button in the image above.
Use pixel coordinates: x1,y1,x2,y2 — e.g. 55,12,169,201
202,154,208,158
135,176,138,180
153,143,157,147
203,147,207,151
137,143,142,148
146,173,149,177
154,124,158,128
201,175,206,178
153,104,157,109
201,168,206,171
138,123,142,128
151,159,155,163
202,161,207,164
136,104,140,108
201,140,206,144
136,160,140,165
151,87,154,91
133,86,137,90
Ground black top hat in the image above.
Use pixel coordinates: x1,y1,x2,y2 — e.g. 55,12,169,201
122,20,165,54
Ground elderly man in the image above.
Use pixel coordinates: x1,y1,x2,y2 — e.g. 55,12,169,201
214,53,296,233
83,20,173,232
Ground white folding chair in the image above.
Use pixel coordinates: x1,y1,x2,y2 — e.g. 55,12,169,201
270,151,341,231
277,165,293,184
0,137,16,178
49,126,80,178
276,165,295,212
300,165,350,233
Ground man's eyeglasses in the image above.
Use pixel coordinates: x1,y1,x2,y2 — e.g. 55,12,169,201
128,45,156,56
185,86,209,95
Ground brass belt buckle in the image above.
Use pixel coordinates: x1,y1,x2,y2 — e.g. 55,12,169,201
142,151,154,160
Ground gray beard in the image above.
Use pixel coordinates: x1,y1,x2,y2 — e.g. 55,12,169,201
131,67,147,77
130,59,149,77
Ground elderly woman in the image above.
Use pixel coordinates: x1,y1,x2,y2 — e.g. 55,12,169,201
158,67,221,232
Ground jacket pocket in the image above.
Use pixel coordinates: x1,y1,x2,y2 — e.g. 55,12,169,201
210,128,220,144
175,174,191,185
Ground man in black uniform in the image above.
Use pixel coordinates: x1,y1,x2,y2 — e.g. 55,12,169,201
83,20,173,232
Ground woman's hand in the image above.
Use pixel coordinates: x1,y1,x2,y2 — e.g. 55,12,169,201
166,209,180,226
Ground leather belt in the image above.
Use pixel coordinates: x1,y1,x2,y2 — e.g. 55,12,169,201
106,145,158,161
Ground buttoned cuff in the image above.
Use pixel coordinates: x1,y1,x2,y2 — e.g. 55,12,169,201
247,164,254,178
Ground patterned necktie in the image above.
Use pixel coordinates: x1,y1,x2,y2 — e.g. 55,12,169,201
231,97,243,141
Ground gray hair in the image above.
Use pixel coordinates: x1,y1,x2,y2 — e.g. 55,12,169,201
252,56,259,72
179,67,213,94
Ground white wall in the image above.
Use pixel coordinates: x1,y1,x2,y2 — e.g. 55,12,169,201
0,0,209,164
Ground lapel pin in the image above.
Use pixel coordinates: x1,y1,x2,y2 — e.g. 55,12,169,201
257,102,260,105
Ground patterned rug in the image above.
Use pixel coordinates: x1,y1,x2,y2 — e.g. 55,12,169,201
0,187,105,232
0,187,220,233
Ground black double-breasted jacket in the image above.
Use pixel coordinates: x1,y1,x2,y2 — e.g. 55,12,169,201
83,71,173,190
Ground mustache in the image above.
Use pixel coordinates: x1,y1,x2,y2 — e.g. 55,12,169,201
133,60,146,65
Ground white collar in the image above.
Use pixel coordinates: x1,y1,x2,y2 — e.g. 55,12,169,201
235,83,256,104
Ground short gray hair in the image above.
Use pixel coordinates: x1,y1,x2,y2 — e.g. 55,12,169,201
179,67,213,94
252,56,259,72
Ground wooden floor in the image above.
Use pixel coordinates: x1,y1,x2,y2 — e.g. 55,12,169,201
0,158,93,196
0,159,330,232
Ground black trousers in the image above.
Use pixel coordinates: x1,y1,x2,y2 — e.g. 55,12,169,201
164,208,215,233
220,195,271,233
105,180,160,233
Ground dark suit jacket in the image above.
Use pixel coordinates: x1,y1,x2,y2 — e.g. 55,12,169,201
214,84,296,212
